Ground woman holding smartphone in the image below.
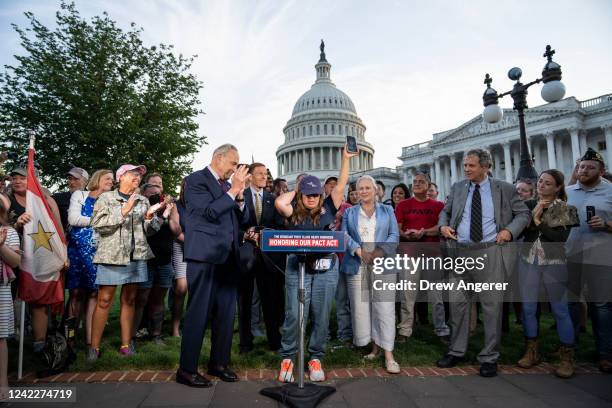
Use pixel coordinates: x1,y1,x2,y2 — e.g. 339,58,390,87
275,145,357,383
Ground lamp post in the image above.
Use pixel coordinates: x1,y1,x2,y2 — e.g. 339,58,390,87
482,45,566,182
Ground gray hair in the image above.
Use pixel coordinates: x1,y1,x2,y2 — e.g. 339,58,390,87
212,143,238,157
356,175,377,189
465,148,492,169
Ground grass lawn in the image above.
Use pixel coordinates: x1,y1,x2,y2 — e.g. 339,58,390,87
8,291,597,375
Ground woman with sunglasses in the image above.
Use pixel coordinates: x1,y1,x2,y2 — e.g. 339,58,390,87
275,145,357,383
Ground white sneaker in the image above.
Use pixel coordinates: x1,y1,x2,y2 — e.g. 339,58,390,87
278,359,294,383
308,359,325,382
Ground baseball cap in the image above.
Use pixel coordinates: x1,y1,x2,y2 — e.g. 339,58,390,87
67,167,89,180
299,175,324,195
116,164,147,181
9,167,27,177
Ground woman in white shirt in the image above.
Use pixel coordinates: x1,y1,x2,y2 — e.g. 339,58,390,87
341,176,400,373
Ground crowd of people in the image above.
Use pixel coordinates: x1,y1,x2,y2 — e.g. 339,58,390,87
0,143,611,394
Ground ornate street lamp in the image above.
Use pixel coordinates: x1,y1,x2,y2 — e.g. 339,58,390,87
482,45,566,181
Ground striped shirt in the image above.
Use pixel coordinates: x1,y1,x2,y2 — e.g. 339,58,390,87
0,226,19,338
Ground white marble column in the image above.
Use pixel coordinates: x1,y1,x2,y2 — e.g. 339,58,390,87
434,158,442,197
570,128,581,163
450,154,458,185
503,142,513,183
579,130,588,156
604,125,612,168
556,137,565,174
319,148,324,170
302,149,307,171
492,147,502,179
545,132,556,170
513,145,520,178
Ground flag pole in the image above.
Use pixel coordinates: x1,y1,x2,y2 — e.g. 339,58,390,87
18,132,35,380
17,301,25,380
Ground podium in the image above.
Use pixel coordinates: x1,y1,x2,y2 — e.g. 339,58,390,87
259,230,345,408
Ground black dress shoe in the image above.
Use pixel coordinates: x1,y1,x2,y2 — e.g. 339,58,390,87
436,354,464,368
176,368,212,387
479,362,498,378
207,366,239,382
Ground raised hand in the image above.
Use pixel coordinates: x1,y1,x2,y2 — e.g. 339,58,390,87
342,143,359,160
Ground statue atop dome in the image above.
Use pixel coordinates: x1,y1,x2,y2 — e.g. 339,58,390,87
319,39,327,62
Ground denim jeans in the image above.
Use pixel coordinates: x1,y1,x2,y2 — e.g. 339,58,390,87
519,259,574,345
568,262,612,359
335,265,353,341
280,254,338,361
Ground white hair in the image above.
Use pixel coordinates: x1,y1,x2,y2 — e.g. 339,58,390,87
356,175,377,189
213,144,238,157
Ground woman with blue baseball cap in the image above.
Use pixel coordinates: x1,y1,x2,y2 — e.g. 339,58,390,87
274,145,358,383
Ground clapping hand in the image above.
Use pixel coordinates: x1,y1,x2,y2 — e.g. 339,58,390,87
122,188,140,217
532,199,552,226
231,165,250,191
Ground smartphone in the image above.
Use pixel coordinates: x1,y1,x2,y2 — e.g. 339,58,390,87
346,135,358,153
586,206,596,222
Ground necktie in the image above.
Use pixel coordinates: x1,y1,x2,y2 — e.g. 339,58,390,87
470,184,483,242
255,191,262,224
218,178,229,193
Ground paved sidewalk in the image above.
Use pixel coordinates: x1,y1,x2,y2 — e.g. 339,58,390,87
5,373,611,407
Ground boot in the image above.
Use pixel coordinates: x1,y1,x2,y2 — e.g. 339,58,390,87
518,338,541,368
555,345,575,378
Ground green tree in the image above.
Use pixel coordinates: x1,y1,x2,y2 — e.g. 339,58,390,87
0,1,205,193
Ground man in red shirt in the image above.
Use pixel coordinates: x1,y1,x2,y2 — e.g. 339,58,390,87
394,172,450,343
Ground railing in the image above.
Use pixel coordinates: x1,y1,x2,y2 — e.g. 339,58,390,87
580,94,612,109
401,142,431,156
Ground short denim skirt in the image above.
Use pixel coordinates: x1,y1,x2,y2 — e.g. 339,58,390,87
95,260,148,286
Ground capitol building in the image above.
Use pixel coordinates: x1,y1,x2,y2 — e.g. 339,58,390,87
276,42,612,200
276,42,396,189
398,94,612,200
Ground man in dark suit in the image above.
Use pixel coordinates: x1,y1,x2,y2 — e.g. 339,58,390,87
238,163,286,353
436,148,530,378
177,144,250,387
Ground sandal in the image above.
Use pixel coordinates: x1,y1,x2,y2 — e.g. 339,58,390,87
385,360,401,374
363,352,380,360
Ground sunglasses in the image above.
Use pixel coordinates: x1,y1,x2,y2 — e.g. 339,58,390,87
305,194,321,199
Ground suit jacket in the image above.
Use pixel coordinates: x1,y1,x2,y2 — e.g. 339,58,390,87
241,187,284,231
239,187,284,271
340,202,400,275
438,177,531,274
183,167,249,264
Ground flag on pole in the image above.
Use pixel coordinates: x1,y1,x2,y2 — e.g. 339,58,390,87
18,142,67,312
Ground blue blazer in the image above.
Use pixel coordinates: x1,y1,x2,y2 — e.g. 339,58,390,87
340,202,399,275
183,167,249,264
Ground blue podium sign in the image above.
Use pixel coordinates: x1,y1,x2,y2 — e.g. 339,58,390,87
260,230,345,253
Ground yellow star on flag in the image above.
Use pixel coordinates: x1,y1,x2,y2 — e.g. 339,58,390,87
28,221,55,253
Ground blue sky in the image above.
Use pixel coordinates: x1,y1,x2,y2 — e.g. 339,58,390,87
1,0,611,176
